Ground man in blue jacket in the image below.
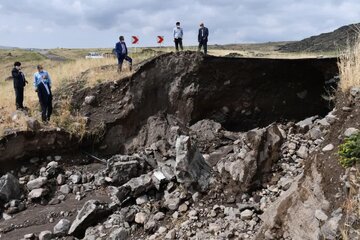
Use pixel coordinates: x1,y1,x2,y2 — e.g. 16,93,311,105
198,23,209,55
11,61,28,110
115,36,132,73
34,65,52,122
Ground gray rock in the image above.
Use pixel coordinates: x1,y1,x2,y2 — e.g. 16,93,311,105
350,87,360,97
27,177,47,190
106,155,147,185
296,145,309,159
124,174,153,196
309,127,323,140
39,230,53,240
26,117,41,131
175,135,212,191
0,173,21,202
152,171,167,190
317,118,330,126
59,184,71,194
344,128,359,137
320,210,342,240
322,144,334,152
84,95,96,105
164,191,181,211
165,229,176,239
153,212,165,221
135,212,148,224
315,209,328,221
57,174,66,185
53,219,71,235
240,209,253,220
296,116,316,130
136,195,149,205
28,188,48,200
68,200,112,238
288,142,297,150
109,227,129,240
54,156,62,161
24,233,35,239
69,174,82,184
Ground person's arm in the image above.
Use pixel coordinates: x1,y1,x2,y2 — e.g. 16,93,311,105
198,29,201,42
46,71,52,87
181,28,183,38
33,73,39,91
205,28,209,39
115,42,120,55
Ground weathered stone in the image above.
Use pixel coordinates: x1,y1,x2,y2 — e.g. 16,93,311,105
68,200,112,238
296,145,309,159
309,127,322,140
54,219,71,235
27,177,47,190
24,233,35,239
178,203,188,213
135,212,148,224
124,174,153,196
26,117,41,131
296,116,316,130
240,209,253,220
165,229,177,240
39,231,53,240
69,174,82,184
153,212,165,221
106,155,147,185
164,191,181,211
175,135,212,191
59,184,71,195
28,188,48,200
152,171,167,190
108,227,129,240
136,195,149,205
322,144,334,152
0,173,21,202
57,174,66,185
84,95,96,105
315,209,328,221
344,128,359,137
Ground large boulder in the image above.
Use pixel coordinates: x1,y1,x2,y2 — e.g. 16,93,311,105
68,200,113,238
0,173,21,202
217,124,283,191
106,154,148,185
175,135,212,192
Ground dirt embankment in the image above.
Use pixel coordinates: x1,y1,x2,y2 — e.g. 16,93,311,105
71,52,338,155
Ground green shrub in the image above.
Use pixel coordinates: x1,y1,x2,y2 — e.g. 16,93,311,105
338,132,360,167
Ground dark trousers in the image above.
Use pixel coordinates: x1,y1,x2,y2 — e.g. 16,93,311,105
39,95,52,122
14,87,24,109
117,55,133,64
198,40,208,55
175,38,183,51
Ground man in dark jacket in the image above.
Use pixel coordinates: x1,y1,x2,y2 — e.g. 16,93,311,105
115,36,133,73
198,23,209,55
34,65,53,122
11,61,28,110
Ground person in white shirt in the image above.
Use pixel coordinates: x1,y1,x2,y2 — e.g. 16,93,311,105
34,65,53,122
173,22,184,52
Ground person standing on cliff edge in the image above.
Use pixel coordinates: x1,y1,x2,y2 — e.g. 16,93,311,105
173,22,184,52
198,22,209,55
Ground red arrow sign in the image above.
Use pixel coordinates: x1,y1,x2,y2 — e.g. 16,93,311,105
157,36,164,44
132,36,139,44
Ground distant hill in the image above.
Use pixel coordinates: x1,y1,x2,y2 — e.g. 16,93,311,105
279,23,360,52
0,46,16,50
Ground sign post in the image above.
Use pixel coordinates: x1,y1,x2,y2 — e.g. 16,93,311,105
131,36,139,55
157,36,164,48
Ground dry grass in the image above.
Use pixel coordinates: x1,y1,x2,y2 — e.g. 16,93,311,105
338,32,360,91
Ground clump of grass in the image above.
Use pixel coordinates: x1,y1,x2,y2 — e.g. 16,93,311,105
338,31,360,92
338,132,360,168
51,99,88,140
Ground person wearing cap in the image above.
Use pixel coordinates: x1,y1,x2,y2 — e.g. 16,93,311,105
115,36,133,73
198,23,209,55
34,65,53,122
11,61,28,110
173,22,184,52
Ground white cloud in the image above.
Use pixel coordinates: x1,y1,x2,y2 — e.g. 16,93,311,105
0,0,359,48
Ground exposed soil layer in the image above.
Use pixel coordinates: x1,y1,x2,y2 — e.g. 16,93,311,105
72,52,338,155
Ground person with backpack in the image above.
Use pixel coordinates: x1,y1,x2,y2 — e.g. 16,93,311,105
115,36,133,72
11,61,28,110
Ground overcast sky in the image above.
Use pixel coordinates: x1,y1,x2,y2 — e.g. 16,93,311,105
0,0,359,48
